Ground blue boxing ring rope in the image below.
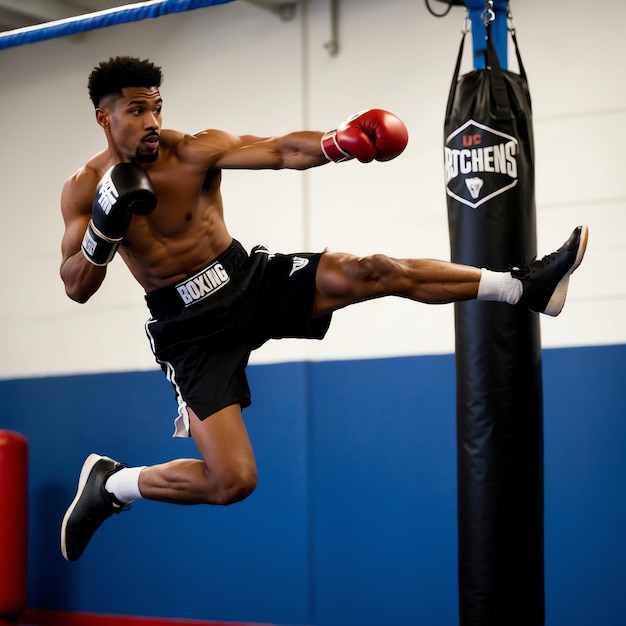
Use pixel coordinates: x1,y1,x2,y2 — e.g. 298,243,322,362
0,0,237,50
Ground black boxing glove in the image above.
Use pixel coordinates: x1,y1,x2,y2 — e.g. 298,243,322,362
81,163,156,266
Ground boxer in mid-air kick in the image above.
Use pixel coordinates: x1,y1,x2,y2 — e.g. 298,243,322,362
59,56,588,561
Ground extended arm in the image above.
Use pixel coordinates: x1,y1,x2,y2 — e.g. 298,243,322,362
230,131,329,170
196,109,409,171
189,129,328,171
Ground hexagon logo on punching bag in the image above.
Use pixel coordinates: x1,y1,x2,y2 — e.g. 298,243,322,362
445,119,519,209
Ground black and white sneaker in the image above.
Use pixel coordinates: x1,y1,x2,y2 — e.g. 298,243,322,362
61,453,127,561
513,225,588,316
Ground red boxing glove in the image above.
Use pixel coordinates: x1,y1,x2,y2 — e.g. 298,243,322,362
321,109,409,163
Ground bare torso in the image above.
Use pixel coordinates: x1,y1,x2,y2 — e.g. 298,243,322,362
60,103,328,304
115,132,233,292
64,129,239,294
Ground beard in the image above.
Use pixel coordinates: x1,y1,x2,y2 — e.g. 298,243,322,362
135,148,159,163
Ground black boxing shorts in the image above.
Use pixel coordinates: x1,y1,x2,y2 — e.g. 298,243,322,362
144,239,331,437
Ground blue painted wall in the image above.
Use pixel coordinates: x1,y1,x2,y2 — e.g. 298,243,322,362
1,344,625,625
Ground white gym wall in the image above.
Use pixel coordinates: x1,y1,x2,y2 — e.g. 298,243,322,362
0,0,623,379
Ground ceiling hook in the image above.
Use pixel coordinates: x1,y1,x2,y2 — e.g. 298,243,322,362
481,0,495,25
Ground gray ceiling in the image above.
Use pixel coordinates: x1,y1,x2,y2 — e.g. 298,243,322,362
0,0,295,33
0,1,137,32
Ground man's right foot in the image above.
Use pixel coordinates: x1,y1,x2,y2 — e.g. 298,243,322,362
61,453,128,561
513,225,588,316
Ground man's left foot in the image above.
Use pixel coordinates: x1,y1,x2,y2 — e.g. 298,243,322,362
61,453,128,561
513,225,588,316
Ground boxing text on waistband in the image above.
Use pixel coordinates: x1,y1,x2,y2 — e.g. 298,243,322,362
176,261,230,306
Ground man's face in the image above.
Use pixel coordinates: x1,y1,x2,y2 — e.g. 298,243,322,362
99,86,162,163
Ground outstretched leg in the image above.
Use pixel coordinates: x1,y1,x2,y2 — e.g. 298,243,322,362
313,225,588,318
313,254,483,315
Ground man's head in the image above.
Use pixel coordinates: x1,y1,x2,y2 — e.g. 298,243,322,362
89,57,164,163
88,56,162,108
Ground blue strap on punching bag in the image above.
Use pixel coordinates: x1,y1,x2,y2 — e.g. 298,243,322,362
444,5,545,625
465,0,508,69
426,0,507,68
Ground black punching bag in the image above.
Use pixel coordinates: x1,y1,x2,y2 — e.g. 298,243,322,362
444,25,544,626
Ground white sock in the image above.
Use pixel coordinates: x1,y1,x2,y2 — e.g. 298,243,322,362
477,269,523,305
104,466,146,504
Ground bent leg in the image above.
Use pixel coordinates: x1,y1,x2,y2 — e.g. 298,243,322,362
61,405,257,560
313,251,482,316
137,404,258,505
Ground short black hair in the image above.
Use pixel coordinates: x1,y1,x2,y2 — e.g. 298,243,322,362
88,56,163,108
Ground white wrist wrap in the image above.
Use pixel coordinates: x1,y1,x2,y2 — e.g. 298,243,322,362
81,220,122,266
321,130,354,163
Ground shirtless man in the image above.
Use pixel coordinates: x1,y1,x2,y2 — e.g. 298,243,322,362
59,56,588,561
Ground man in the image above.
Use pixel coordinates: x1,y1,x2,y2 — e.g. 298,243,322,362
60,56,588,561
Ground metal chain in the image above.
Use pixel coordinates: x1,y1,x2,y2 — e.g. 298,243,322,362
481,0,496,25
507,4,516,35
462,10,470,34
